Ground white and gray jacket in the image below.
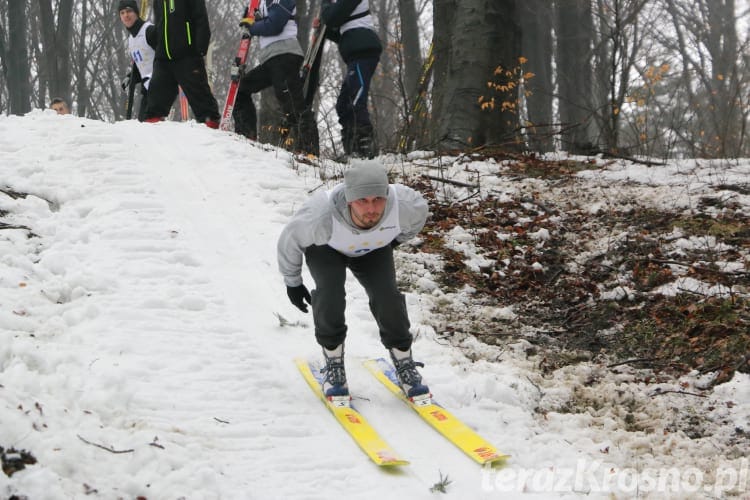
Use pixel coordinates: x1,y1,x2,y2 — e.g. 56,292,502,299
277,183,428,287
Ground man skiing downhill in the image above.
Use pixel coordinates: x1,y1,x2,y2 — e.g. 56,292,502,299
277,160,430,400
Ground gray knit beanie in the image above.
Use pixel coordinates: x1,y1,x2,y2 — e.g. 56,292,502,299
118,0,139,14
344,161,389,202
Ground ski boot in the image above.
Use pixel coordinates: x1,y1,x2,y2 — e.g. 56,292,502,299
322,344,350,406
389,347,430,404
355,135,376,159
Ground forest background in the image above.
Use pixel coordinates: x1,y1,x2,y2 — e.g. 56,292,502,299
0,0,749,160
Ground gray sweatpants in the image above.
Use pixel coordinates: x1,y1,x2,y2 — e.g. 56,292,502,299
304,244,412,351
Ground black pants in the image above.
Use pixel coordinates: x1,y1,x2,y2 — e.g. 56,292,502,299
233,53,318,154
146,56,219,122
304,245,412,351
136,87,149,122
336,57,379,153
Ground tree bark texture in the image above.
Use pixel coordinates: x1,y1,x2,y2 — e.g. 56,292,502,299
6,1,32,114
557,0,594,152
521,0,553,152
432,0,521,151
38,0,74,106
398,0,422,107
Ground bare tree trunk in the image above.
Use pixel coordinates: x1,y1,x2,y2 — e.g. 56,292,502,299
5,1,32,114
557,0,594,153
521,0,554,152
297,0,317,52
0,22,4,113
38,0,75,106
258,88,285,146
28,2,47,110
367,0,400,151
669,0,746,158
398,0,421,107
431,0,452,148
75,0,89,117
706,0,741,157
432,0,522,151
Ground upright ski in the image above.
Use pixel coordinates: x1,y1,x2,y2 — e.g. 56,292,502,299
300,22,326,108
178,86,189,121
219,0,261,131
364,358,508,466
125,66,137,120
294,358,408,467
139,0,150,19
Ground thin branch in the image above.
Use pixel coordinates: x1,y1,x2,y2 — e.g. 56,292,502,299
77,434,134,454
650,389,707,398
607,357,661,368
421,174,479,189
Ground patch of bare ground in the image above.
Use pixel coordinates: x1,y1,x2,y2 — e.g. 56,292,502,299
396,155,750,387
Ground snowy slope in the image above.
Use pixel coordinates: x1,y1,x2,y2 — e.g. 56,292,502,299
1,111,748,500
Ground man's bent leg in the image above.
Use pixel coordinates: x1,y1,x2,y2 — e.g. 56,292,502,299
349,246,412,351
305,245,349,349
233,65,271,139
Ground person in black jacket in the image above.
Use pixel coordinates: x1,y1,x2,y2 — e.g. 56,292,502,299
234,0,319,155
321,0,382,158
145,0,221,128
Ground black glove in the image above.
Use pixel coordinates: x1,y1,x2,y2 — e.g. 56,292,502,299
287,284,311,313
121,71,132,92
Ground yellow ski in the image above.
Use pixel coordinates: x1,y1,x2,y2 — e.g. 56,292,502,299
294,358,408,467
363,358,509,466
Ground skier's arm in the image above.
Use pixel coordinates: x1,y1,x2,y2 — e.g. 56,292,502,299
393,185,429,244
131,62,143,85
249,0,295,37
189,0,212,56
145,24,157,49
277,192,333,287
320,0,358,28
323,26,341,43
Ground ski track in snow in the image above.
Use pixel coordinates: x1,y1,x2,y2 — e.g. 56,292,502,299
0,114,511,499
1,112,749,500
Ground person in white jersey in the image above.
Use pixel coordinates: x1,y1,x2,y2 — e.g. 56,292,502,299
118,0,156,121
277,160,430,400
234,0,318,155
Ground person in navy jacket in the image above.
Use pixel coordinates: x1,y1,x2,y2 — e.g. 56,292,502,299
321,0,382,158
234,0,318,155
